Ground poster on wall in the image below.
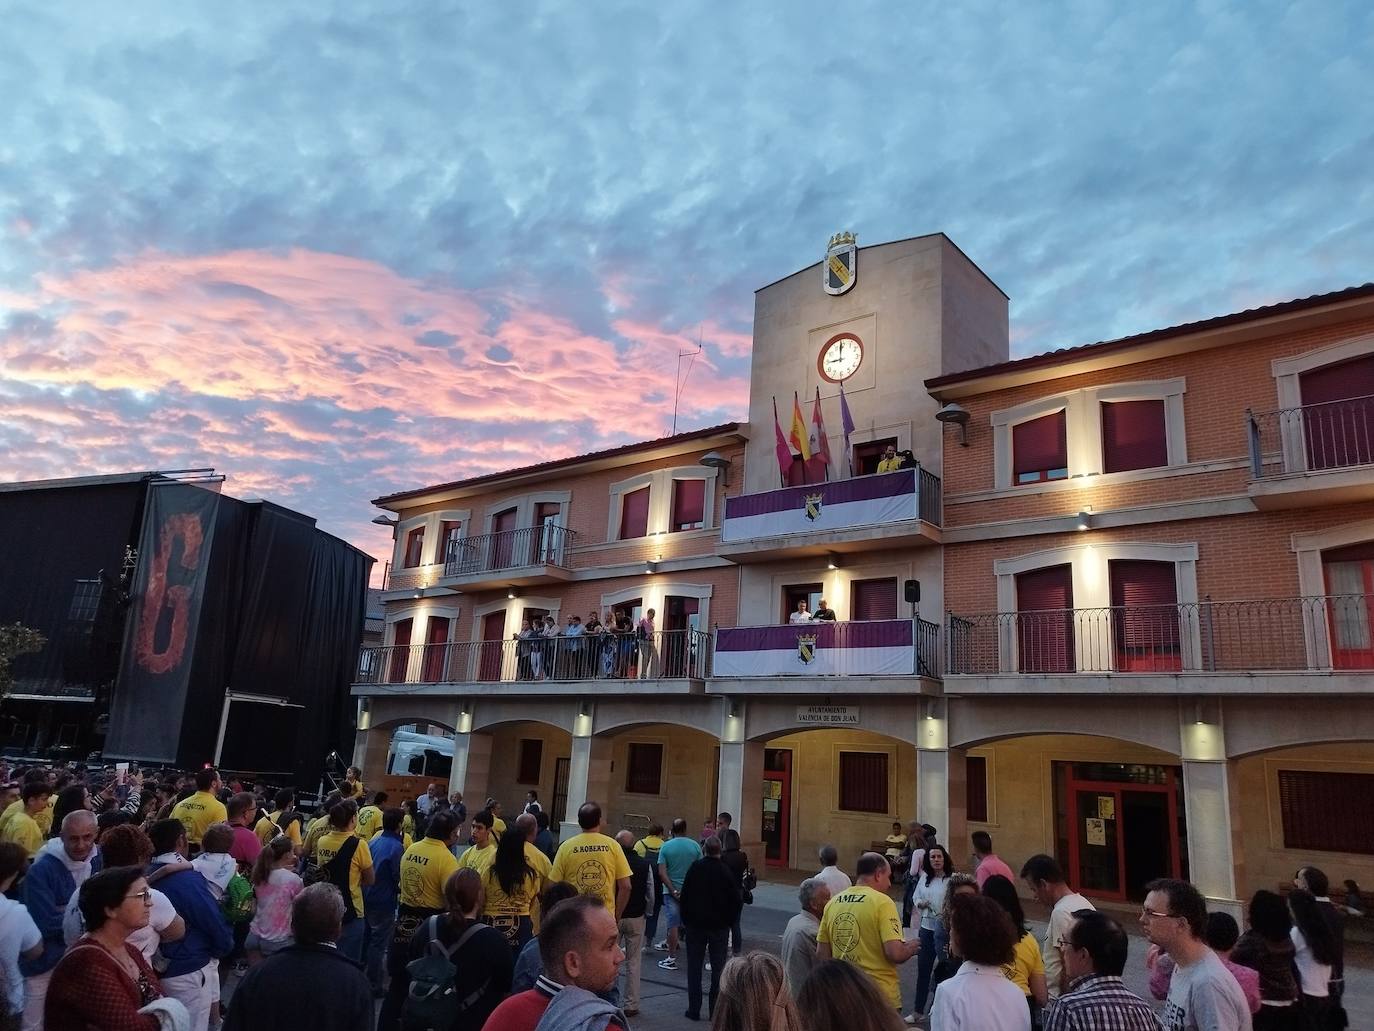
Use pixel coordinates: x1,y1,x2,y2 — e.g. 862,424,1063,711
1085,818,1107,847
1098,796,1116,821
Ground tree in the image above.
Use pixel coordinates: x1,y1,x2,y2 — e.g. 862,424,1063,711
0,623,45,697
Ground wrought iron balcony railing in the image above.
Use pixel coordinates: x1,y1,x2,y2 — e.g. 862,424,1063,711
1247,394,1374,478
946,596,1374,675
356,628,711,686
443,524,576,577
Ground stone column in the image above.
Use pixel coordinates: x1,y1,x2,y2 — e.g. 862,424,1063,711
915,698,967,851
561,732,614,841
449,731,493,806
1180,702,1241,919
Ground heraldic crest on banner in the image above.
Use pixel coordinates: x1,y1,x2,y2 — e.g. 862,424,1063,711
803,492,823,521
797,633,818,665
823,230,857,295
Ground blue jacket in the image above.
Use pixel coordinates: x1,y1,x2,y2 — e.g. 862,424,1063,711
148,861,233,977
364,831,404,911
21,844,102,976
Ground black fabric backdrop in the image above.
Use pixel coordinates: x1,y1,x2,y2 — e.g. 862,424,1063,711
0,478,149,698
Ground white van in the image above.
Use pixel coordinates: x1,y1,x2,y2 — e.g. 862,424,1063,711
386,730,455,779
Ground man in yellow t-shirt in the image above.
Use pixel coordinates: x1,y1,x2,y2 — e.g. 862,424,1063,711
457,811,496,875
399,810,461,911
312,800,374,962
356,791,386,840
169,769,227,848
817,852,919,1010
254,788,303,850
0,784,50,857
550,802,631,917
875,444,904,473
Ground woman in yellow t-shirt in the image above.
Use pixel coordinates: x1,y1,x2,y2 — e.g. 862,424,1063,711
482,826,541,953
982,874,1047,1020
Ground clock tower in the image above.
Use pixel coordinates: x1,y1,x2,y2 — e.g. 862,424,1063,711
741,233,1009,493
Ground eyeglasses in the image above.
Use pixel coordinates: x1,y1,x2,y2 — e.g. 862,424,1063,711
1056,937,1077,950
1140,907,1179,921
124,889,153,903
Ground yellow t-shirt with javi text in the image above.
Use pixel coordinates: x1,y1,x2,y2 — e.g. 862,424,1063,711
399,836,459,910
549,832,631,913
817,883,904,1008
170,791,228,845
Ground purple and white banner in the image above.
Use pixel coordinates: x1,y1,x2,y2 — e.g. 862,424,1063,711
714,619,915,677
721,468,918,543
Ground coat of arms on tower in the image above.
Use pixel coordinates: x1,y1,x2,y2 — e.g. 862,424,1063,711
823,230,857,295
803,492,823,521
797,633,818,665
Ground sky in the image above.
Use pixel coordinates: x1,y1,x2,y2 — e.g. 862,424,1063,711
2,2,1372,575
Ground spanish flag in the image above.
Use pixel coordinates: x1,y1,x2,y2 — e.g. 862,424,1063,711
789,391,811,461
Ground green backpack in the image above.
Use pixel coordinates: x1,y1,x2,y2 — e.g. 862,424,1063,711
401,916,489,1031
221,872,256,924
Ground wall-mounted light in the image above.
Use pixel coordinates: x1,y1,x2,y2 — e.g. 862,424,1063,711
1076,509,1092,532
371,515,399,527
645,561,658,575
412,589,423,599
356,698,371,732
507,587,519,600
456,704,472,735
826,554,839,570
935,403,971,447
1193,700,1205,726
698,450,733,485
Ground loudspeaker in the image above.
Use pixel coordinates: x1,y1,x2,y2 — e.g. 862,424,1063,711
904,579,920,604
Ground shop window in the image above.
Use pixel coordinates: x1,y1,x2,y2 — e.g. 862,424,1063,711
1109,560,1181,672
402,526,425,568
966,756,989,822
1278,770,1374,855
1016,564,1075,672
517,739,543,785
851,577,898,621
1102,400,1168,474
620,487,650,540
624,742,663,795
671,479,706,531
838,751,889,813
1013,411,1068,485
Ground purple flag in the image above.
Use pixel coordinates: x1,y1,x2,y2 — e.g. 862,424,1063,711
839,381,856,477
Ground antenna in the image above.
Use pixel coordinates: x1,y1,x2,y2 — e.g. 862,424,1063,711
671,325,703,435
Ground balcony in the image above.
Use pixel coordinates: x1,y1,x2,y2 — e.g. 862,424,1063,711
1246,395,1374,508
708,618,942,695
353,628,710,697
945,596,1374,694
382,524,578,595
717,466,941,563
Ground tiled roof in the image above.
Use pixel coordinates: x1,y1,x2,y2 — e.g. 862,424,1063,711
926,282,1374,390
373,422,744,507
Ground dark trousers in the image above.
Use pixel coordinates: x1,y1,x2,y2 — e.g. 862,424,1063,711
685,927,729,1019
913,926,937,1012
729,917,742,953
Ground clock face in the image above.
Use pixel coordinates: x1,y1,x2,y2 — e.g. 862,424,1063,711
819,335,863,382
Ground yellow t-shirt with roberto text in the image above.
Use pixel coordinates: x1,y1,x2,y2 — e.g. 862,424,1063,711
549,832,631,913
399,836,459,910
356,805,382,840
1003,930,1044,996
314,830,373,915
817,883,905,1009
457,843,496,876
170,791,228,846
0,811,44,857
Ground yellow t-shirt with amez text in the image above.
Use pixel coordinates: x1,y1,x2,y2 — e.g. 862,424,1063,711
549,832,631,914
399,836,459,910
817,883,905,1009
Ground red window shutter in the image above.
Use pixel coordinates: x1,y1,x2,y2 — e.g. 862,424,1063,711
1278,770,1374,855
517,739,543,785
625,743,663,795
1300,354,1374,405
389,618,413,683
1016,565,1074,673
620,487,650,539
403,527,425,568
966,756,988,823
1109,560,1179,655
1101,400,1168,473
1300,356,1374,470
838,752,889,813
671,479,706,531
851,578,898,621
1012,411,1068,483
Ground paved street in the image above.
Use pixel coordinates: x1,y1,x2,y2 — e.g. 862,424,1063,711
621,878,1374,1031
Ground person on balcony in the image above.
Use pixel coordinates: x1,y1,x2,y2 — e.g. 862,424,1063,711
614,610,635,676
515,620,537,681
789,600,815,624
540,615,560,679
564,614,586,678
637,608,659,679
876,444,904,473
813,599,838,621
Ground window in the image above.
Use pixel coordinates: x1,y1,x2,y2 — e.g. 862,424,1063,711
1323,543,1374,668
620,487,650,540
782,583,823,623
1109,560,1180,672
402,526,426,568
625,743,664,795
1101,400,1168,474
421,615,450,683
838,752,889,813
1278,770,1374,855
853,438,898,476
517,739,543,785
389,618,413,683
1016,564,1075,673
851,578,898,621
966,756,989,823
670,479,706,531
438,520,462,564
1012,411,1068,485
1299,354,1374,470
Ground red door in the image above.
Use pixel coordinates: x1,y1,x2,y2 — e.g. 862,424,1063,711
762,749,792,868
389,618,413,683
479,611,506,682
1016,565,1075,672
422,616,450,683
1323,544,1374,669
490,508,517,570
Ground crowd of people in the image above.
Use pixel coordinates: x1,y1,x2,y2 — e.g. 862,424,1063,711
0,759,1359,1031
513,608,661,680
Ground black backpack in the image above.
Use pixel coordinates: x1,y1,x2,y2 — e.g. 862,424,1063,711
303,835,360,920
402,916,489,1031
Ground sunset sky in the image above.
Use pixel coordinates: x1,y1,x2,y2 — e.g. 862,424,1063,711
3,3,1372,573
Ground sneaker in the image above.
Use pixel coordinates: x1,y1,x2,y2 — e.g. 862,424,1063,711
657,957,678,970
653,940,669,951
903,1017,918,1027
704,961,712,972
